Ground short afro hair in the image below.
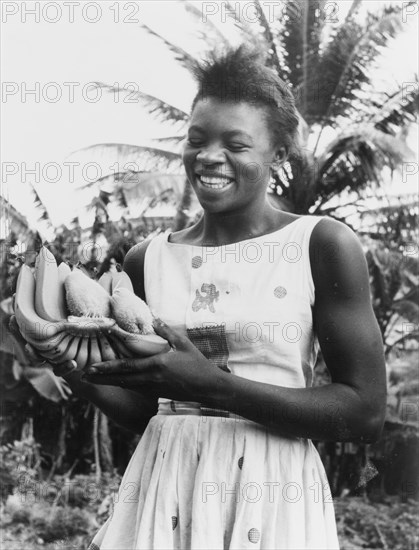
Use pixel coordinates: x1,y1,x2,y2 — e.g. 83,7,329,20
190,45,300,157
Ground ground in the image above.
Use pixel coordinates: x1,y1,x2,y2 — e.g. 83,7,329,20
1,474,418,550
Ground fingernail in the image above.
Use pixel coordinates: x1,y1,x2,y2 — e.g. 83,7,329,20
86,367,98,374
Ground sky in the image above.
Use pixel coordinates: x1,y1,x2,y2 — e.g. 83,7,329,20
1,0,418,239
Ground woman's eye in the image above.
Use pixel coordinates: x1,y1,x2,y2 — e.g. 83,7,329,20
228,143,248,151
186,138,203,147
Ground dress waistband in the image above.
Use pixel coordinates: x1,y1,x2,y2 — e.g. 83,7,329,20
157,399,247,420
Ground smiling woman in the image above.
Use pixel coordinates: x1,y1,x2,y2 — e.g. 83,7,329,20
58,45,387,550
183,100,279,215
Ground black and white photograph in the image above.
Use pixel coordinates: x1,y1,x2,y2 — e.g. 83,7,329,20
1,1,418,548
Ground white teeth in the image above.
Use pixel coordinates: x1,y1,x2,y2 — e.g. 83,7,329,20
198,175,233,189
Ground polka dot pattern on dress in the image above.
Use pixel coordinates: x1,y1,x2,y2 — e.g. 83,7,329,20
273,286,287,299
192,256,203,269
171,516,178,530
248,528,260,543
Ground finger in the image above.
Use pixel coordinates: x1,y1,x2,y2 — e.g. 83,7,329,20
84,356,156,375
53,360,78,378
152,318,191,350
81,373,148,387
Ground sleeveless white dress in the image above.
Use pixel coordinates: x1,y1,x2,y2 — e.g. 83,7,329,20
88,215,340,550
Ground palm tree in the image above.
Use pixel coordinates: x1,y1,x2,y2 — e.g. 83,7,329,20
69,0,417,243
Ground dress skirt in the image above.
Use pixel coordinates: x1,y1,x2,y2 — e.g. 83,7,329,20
88,411,340,550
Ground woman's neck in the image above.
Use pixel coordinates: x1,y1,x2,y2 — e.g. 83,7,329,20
196,200,283,246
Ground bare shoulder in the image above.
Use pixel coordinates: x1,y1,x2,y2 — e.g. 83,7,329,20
122,240,153,300
310,217,363,255
309,217,370,301
123,240,152,266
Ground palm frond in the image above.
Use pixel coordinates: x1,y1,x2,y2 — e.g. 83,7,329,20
183,1,231,45
153,135,186,146
114,186,128,209
285,152,319,213
372,79,419,135
314,198,365,215
345,0,363,21
314,126,413,205
311,4,405,133
223,0,268,47
78,170,146,191
248,0,282,73
117,172,199,219
358,197,419,244
70,143,184,185
141,24,199,73
93,82,189,125
28,183,54,228
280,0,327,115
86,195,110,215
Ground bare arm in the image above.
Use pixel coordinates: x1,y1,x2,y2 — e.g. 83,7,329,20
83,220,387,442
198,219,387,442
62,371,157,434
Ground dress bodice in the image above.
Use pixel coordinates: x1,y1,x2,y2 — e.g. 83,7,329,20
144,215,325,391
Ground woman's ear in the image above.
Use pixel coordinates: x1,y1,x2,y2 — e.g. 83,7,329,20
272,147,287,169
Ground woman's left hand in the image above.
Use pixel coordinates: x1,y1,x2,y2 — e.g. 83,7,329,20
82,320,225,402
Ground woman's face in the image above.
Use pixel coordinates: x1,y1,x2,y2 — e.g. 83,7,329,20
183,98,283,214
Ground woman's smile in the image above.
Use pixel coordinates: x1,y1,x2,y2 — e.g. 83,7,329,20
183,97,279,213
195,172,236,191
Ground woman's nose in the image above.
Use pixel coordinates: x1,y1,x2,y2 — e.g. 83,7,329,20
196,146,225,164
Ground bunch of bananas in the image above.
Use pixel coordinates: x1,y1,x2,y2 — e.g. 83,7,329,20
13,247,169,369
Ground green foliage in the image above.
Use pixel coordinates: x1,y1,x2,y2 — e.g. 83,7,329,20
335,496,419,549
0,7,417,535
3,500,94,545
362,237,419,350
29,505,91,542
0,435,42,495
65,0,419,244
1,477,418,548
1,471,121,547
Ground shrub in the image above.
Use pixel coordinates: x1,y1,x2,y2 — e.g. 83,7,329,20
30,504,92,542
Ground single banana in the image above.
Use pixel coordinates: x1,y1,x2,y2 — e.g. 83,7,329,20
110,288,154,335
108,324,170,357
110,271,134,294
98,272,113,294
15,265,66,341
64,316,116,337
57,262,71,318
87,335,102,366
35,246,67,321
65,269,111,318
74,337,90,370
25,330,69,352
37,333,75,362
57,261,71,283
97,334,117,361
107,333,132,359
61,335,82,363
